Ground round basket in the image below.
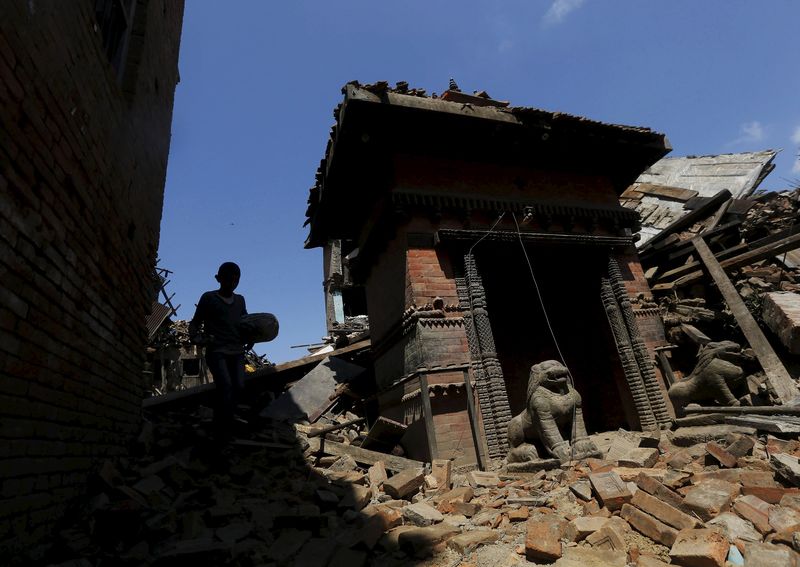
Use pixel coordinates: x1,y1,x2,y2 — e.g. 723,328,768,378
238,313,279,344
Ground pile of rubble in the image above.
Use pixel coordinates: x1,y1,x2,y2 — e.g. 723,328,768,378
39,401,800,567
646,189,800,328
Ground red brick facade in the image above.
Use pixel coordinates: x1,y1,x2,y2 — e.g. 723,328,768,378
0,2,183,556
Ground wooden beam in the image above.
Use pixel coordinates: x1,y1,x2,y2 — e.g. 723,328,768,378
657,243,748,283
266,339,371,375
639,189,731,256
671,232,800,289
418,373,439,460
692,238,799,403
308,417,366,438
657,224,800,285
347,84,521,126
656,351,676,388
683,406,800,416
142,339,371,409
463,369,487,471
318,439,425,472
635,183,698,201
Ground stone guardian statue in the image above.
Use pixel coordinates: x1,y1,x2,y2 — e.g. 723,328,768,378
507,360,601,464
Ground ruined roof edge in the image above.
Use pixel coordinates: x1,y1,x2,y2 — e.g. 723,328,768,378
344,82,669,142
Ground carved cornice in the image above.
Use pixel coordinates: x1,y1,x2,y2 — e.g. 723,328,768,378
370,305,467,359
437,229,633,247
418,318,465,328
391,190,640,230
401,381,467,403
633,307,662,319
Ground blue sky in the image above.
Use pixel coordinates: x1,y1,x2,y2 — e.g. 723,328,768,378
158,1,800,363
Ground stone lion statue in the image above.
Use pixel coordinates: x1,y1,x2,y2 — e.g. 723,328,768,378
668,340,749,417
507,360,601,464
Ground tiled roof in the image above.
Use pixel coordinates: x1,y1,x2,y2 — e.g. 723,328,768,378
304,81,670,244
621,150,777,246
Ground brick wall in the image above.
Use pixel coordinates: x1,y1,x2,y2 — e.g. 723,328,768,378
617,246,652,298
406,247,460,307
0,1,183,556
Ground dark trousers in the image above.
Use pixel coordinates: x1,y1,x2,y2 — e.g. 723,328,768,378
205,351,245,437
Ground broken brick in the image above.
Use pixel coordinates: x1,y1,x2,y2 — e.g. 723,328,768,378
621,503,678,547
631,490,701,530
733,495,773,535
525,516,567,562
669,529,728,567
683,479,740,521
382,468,424,500
589,471,632,511
705,442,737,468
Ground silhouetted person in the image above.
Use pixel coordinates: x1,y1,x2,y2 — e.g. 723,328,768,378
189,262,252,441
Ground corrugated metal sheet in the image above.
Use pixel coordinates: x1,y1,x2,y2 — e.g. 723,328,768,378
622,150,777,246
146,301,173,339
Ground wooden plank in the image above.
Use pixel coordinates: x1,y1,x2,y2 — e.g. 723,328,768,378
318,439,425,472
360,416,407,451
635,183,698,201
620,187,645,200
142,339,371,409
658,224,800,284
308,417,366,438
683,406,800,416
692,238,799,403
673,232,800,288
657,220,742,264
347,84,521,125
639,189,731,256
267,339,371,374
657,351,676,387
463,369,487,471
418,373,439,460
673,414,727,427
724,416,800,434
657,243,748,283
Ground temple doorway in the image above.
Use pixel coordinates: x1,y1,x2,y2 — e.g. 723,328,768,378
474,243,632,432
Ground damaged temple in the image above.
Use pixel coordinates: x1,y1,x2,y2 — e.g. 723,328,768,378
303,81,678,468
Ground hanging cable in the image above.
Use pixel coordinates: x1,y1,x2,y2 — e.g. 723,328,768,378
511,212,579,458
468,212,506,257
510,213,574,386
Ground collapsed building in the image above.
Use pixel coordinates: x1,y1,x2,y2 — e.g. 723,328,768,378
304,81,678,468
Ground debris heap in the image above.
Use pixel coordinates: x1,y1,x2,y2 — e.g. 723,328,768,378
40,397,800,566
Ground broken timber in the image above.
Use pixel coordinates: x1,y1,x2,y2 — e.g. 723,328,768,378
655,223,800,287
683,406,800,416
691,237,799,403
318,439,424,472
660,231,800,291
639,189,731,257
142,339,370,409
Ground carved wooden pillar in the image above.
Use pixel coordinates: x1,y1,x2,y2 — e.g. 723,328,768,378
456,252,511,458
602,254,672,430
